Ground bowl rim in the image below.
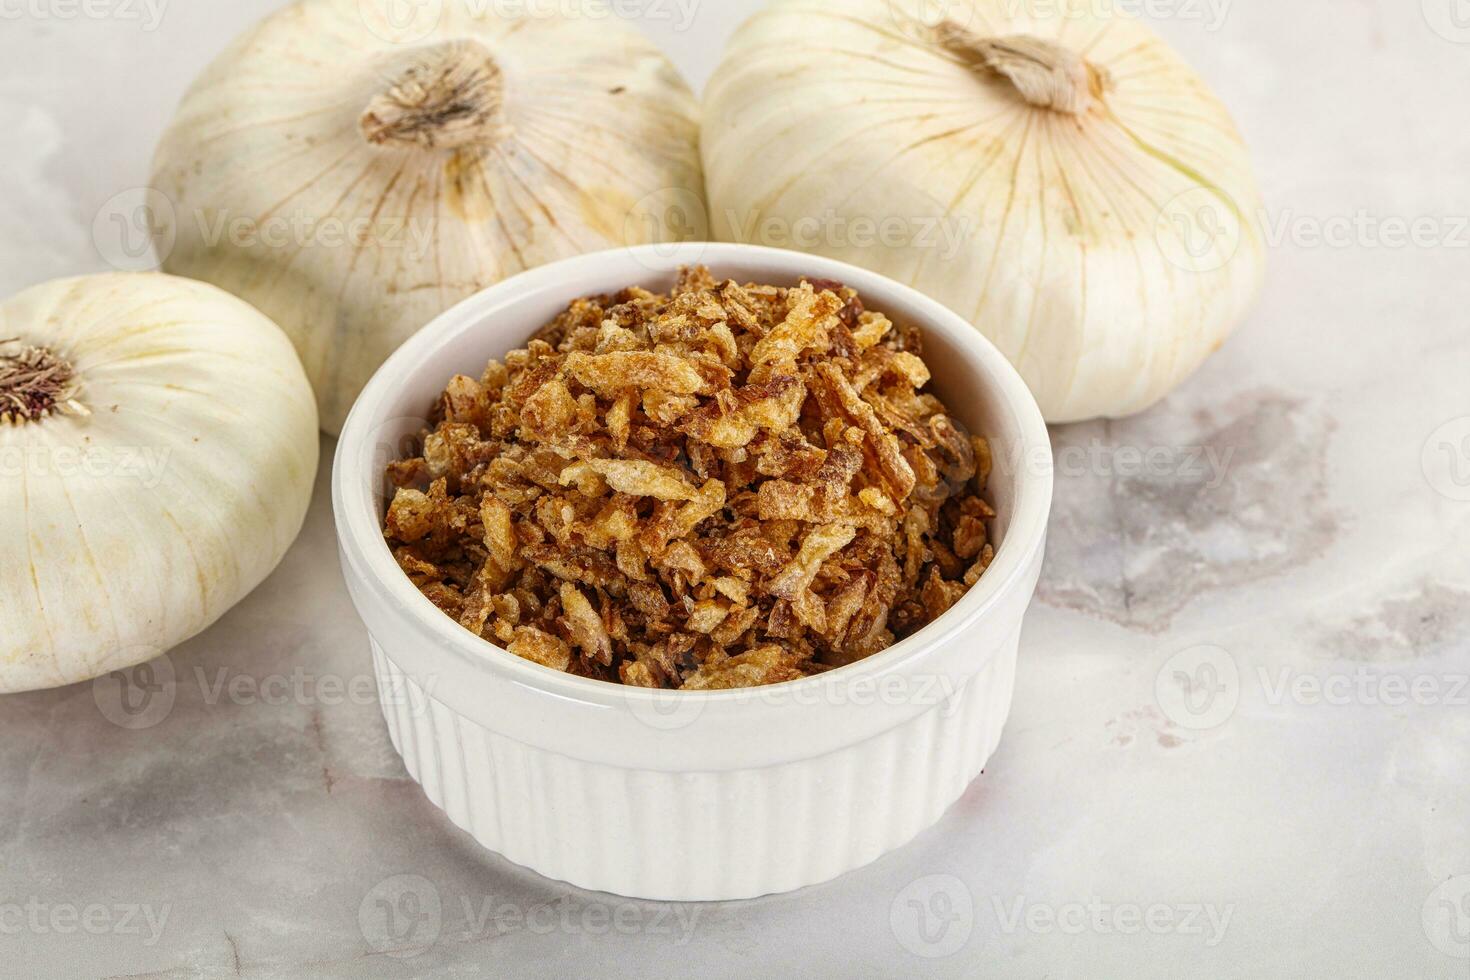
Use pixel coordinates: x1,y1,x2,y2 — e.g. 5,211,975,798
333,243,1053,709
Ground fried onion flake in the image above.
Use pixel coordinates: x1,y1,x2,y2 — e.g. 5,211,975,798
382,268,998,690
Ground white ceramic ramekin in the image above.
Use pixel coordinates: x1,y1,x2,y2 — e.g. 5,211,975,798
332,244,1053,901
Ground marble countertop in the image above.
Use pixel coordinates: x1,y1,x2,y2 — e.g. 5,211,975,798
3,1,1468,977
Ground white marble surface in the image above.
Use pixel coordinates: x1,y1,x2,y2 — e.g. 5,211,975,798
3,1,1469,977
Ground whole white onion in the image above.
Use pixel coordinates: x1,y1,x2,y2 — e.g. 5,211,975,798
703,0,1266,422
0,274,319,694
152,0,706,433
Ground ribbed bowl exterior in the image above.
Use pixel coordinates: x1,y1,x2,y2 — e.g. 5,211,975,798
372,634,1019,902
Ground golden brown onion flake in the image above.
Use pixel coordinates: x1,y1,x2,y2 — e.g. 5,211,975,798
382,268,997,690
